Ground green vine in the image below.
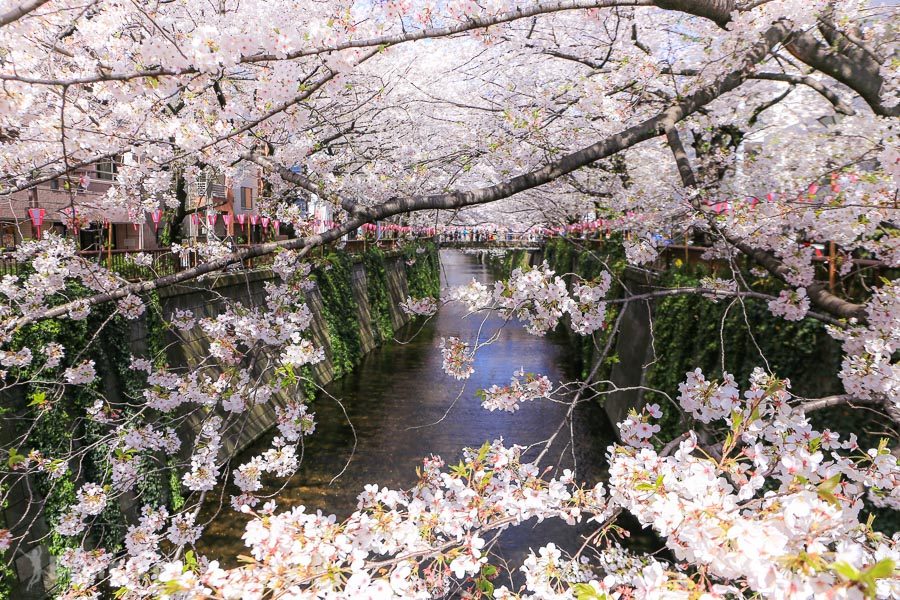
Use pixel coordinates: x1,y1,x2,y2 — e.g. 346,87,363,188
312,252,363,379
361,248,395,343
403,242,441,299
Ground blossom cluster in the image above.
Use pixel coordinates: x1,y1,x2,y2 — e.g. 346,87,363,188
400,295,439,316
617,403,663,448
477,369,553,412
36,255,328,570
448,262,612,337
113,441,611,599
56,483,108,537
440,336,475,380
569,271,612,335
768,287,811,321
828,281,900,410
487,369,900,599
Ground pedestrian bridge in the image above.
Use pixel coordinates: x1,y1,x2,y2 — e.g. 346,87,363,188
438,236,545,251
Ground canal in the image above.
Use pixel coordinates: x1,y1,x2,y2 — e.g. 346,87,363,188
198,249,615,579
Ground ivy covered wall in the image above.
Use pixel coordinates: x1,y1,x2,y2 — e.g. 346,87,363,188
312,242,440,378
486,237,843,424
0,241,441,599
2,284,170,599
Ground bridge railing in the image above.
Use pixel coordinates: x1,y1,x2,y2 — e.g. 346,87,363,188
437,233,545,244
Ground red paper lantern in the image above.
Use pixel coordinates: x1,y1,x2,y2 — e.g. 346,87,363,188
27,207,46,239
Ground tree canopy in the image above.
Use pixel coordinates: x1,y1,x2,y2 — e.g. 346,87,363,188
0,0,898,598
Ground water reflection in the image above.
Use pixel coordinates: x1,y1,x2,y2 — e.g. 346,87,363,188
198,250,615,580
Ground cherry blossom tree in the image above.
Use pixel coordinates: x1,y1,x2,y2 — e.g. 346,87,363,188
0,0,898,598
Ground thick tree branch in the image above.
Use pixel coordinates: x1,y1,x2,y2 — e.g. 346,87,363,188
651,1,895,117
664,68,856,116
664,125,868,323
0,1,653,87
664,126,698,187
241,151,358,213
799,394,863,412
798,394,900,425
817,12,886,66
731,241,867,322
749,71,855,115
783,31,895,117
0,0,51,28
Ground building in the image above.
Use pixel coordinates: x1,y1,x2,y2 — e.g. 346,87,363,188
179,169,273,244
1,160,159,251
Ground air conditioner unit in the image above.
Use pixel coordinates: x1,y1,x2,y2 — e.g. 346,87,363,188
193,173,209,198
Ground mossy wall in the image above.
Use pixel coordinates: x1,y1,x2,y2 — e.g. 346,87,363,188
0,242,441,599
1,285,169,599
160,242,441,457
485,238,843,431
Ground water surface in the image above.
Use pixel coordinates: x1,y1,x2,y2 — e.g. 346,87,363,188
198,250,615,579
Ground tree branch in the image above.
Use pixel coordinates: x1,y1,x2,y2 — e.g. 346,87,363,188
798,394,900,425
241,151,358,213
0,1,653,87
0,0,51,28
663,125,868,324
664,126,698,187
750,71,855,115
783,29,895,117
650,1,895,117
607,287,846,327
731,241,868,322
664,68,856,116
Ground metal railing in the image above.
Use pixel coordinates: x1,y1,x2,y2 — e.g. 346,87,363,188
438,233,544,244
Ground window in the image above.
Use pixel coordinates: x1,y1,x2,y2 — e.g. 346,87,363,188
1,222,16,249
96,159,117,181
241,187,253,210
49,178,59,190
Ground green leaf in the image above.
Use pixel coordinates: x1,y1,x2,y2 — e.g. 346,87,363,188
817,474,843,508
572,583,608,600
863,558,895,580
7,448,25,469
184,550,198,572
27,391,47,407
832,561,861,581
730,410,743,430
476,441,491,463
818,474,841,493
450,461,469,477
477,578,494,595
809,436,822,453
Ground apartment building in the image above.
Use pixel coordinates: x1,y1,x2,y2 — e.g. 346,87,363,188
0,160,158,251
